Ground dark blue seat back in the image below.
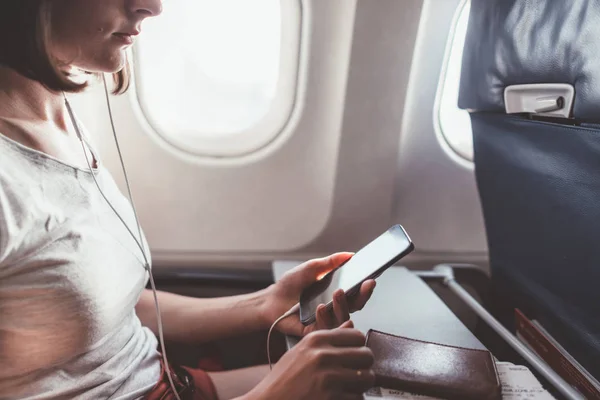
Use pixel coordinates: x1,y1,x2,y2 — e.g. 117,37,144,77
459,0,600,378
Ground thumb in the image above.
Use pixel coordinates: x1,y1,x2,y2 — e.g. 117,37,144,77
308,252,354,282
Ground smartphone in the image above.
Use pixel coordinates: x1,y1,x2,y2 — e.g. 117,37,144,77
299,224,414,325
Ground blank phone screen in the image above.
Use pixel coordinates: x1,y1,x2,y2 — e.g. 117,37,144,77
299,225,413,323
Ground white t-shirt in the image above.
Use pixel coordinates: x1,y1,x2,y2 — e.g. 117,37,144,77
0,132,161,399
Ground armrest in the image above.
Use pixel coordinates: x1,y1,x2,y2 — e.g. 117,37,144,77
416,264,491,306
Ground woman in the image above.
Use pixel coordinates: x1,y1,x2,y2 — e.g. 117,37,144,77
0,1,377,399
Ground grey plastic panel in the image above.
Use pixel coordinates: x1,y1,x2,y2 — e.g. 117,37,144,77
392,0,487,255
504,84,575,119
273,261,486,351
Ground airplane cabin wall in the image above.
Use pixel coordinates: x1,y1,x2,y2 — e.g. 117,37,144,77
69,0,488,272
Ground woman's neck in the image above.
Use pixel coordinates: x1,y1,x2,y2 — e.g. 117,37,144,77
0,66,68,130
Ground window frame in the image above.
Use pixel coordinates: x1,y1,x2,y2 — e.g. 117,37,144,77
131,0,303,159
433,0,473,162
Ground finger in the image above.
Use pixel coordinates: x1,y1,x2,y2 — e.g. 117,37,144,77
318,347,374,369
321,327,366,347
308,252,354,282
330,369,376,393
315,304,335,330
332,289,350,325
283,254,349,287
349,280,376,312
345,369,376,393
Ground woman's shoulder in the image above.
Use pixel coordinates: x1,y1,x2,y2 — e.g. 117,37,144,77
0,131,44,167
0,133,47,194
0,133,61,262
0,139,20,268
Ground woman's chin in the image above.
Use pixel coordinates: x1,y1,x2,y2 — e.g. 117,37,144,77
74,52,127,75
97,57,127,75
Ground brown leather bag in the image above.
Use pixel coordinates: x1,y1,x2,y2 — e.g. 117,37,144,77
366,329,502,400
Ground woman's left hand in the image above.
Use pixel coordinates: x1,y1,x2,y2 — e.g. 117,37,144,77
262,252,377,337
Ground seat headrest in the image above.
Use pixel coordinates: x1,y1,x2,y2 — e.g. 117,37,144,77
458,0,600,120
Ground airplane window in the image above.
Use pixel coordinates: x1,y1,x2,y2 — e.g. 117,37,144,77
134,0,300,158
437,0,473,161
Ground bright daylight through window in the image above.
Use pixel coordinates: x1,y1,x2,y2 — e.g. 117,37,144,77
135,0,298,158
437,1,473,161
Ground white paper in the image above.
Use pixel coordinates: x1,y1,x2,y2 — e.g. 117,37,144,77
497,362,557,400
364,362,557,399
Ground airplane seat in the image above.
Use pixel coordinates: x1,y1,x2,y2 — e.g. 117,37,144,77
458,0,600,378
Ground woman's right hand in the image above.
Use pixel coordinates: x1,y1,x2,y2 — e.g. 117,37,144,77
246,320,375,400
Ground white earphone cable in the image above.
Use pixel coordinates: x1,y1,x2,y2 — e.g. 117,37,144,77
63,76,182,400
267,303,299,370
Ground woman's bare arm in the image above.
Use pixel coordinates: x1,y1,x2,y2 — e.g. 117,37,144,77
135,289,272,344
209,365,270,400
